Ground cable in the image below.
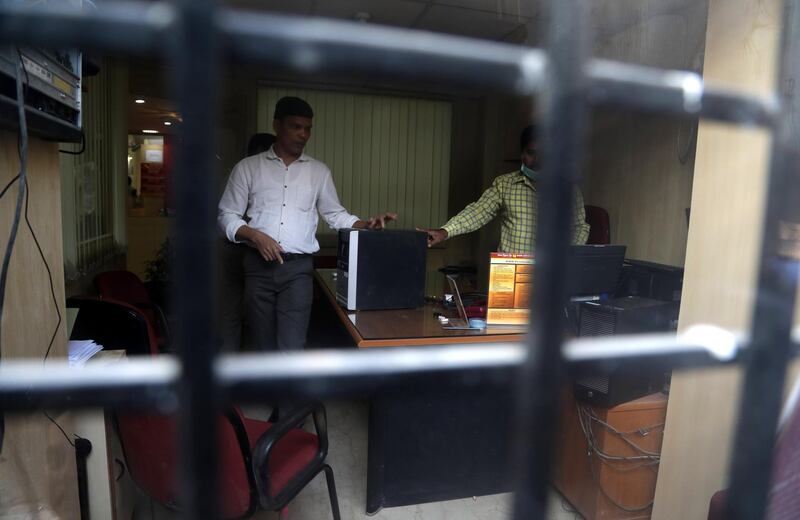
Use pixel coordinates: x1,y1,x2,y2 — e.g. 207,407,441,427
59,132,86,155
1,50,70,450
0,43,31,455
12,49,82,450
587,451,656,513
581,403,664,457
0,175,20,200
24,157,69,440
575,402,663,513
1,47,29,361
15,47,29,97
23,176,62,362
43,411,76,447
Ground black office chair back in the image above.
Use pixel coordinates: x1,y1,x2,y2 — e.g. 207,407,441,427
67,297,154,356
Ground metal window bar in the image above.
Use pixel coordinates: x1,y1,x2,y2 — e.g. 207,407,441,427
0,1,798,519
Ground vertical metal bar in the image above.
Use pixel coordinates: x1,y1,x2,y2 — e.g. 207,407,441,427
169,0,220,518
725,1,800,519
511,0,591,518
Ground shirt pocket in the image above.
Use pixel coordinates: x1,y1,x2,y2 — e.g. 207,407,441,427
293,179,317,212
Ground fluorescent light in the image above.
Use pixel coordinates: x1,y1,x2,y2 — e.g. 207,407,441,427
134,98,146,104
164,121,172,126
142,130,158,134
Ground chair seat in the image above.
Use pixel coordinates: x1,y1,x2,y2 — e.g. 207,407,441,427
242,417,320,496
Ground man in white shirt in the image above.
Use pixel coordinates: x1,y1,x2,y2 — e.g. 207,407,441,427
218,97,396,350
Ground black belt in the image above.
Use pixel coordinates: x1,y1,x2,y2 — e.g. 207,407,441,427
281,253,311,261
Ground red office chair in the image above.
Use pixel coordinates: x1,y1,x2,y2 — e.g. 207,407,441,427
68,296,340,519
584,205,611,245
117,403,340,519
94,270,171,351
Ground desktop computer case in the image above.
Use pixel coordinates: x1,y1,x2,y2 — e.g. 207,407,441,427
336,229,427,311
574,296,675,407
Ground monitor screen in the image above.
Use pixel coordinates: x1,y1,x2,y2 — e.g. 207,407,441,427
565,245,626,297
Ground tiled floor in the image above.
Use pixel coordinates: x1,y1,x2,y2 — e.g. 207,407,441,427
130,400,583,520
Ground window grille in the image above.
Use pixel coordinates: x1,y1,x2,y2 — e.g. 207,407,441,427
0,1,798,519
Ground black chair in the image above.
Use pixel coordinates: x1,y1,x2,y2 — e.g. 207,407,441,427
67,296,157,356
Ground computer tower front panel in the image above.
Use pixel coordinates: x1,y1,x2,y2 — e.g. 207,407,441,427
336,229,427,311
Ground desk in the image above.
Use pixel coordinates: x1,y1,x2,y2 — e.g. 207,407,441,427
314,269,525,513
313,269,526,347
73,350,137,520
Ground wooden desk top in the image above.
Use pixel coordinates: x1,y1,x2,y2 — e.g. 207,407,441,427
314,269,527,348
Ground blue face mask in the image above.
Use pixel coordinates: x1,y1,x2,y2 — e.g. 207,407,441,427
521,163,540,182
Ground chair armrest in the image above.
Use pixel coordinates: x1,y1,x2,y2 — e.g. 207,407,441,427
251,401,329,509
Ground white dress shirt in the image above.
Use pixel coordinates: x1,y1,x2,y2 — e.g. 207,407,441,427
218,146,359,254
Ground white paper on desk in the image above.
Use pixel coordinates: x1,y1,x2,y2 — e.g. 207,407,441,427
68,340,104,367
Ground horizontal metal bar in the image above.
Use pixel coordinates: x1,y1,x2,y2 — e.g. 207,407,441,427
217,9,542,94
221,10,778,126
0,328,758,411
0,0,172,55
0,357,180,411
589,59,779,127
0,2,779,126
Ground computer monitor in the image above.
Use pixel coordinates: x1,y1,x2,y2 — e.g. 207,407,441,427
565,245,626,298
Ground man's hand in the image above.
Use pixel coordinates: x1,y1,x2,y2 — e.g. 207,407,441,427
250,231,284,263
365,212,398,229
236,226,284,264
417,227,448,247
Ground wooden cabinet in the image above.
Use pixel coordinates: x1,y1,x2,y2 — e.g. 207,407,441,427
553,389,668,520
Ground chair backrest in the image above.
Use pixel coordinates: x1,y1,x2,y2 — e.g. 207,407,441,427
765,379,800,518
708,377,800,520
115,409,257,519
95,270,151,304
67,296,158,356
73,293,258,517
584,205,611,245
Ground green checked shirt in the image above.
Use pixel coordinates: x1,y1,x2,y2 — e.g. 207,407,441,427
442,170,590,253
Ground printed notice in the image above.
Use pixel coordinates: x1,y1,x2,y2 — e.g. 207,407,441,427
487,253,534,325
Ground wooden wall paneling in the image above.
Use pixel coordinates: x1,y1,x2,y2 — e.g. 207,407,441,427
652,0,786,518
0,130,79,518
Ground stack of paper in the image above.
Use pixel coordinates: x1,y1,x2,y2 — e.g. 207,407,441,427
68,340,103,367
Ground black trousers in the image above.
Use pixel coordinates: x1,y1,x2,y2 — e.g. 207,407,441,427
242,249,313,351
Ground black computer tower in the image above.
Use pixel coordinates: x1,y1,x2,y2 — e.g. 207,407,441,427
574,296,675,407
617,259,684,302
578,296,678,336
336,229,427,311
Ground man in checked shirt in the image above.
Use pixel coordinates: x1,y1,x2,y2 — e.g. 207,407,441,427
219,97,396,351
420,125,589,252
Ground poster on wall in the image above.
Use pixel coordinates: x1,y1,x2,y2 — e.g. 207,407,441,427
145,149,163,163
140,162,165,196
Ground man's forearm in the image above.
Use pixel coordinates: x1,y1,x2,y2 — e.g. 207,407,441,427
234,225,258,243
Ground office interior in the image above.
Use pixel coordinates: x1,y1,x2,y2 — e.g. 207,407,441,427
2,1,800,519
